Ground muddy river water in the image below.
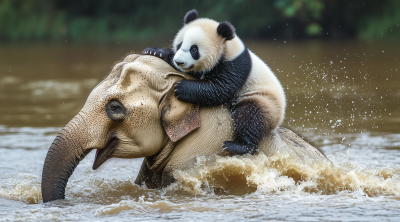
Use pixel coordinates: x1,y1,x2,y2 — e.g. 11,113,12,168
0,40,399,221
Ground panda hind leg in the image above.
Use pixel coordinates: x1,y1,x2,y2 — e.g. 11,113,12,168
223,99,269,156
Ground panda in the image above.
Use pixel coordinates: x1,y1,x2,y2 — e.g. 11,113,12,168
143,9,286,156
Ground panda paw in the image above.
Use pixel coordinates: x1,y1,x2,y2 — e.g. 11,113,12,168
142,47,174,64
222,141,258,156
174,79,192,103
142,47,165,59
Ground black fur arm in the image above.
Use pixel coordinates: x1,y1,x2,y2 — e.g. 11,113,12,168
175,71,248,106
175,49,251,106
174,78,235,106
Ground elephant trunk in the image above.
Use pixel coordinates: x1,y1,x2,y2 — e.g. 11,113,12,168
41,119,90,203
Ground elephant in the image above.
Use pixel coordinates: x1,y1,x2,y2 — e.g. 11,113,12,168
41,54,328,203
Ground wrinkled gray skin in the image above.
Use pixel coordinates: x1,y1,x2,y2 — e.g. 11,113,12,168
41,54,328,203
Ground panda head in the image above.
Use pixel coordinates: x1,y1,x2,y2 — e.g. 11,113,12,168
172,9,236,73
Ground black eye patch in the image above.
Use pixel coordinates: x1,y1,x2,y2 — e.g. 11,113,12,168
177,42,182,51
106,100,126,121
190,45,200,60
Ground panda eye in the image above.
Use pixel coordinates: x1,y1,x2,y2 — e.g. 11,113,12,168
190,45,200,60
190,45,198,53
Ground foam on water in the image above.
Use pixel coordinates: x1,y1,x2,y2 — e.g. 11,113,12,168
1,144,400,221
171,153,400,196
0,174,41,204
1,151,399,208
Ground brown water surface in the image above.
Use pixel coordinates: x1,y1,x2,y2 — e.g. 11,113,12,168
0,40,400,221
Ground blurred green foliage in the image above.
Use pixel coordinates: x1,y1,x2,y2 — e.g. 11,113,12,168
0,0,399,43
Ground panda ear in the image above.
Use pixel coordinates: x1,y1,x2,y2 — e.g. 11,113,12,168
217,22,236,41
184,9,198,24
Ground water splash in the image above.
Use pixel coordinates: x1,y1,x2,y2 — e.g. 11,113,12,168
171,153,400,197
0,174,42,204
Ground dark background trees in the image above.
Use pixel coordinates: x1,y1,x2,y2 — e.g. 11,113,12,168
0,0,399,43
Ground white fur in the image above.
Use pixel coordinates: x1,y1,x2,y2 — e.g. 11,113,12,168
173,26,207,71
172,19,224,72
238,51,286,122
224,36,245,61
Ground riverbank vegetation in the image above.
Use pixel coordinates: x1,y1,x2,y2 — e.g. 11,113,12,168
0,0,399,43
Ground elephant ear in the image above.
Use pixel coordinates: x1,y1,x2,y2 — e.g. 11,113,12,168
160,84,200,142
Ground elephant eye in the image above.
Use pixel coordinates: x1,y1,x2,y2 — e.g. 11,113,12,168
106,100,126,121
110,105,120,112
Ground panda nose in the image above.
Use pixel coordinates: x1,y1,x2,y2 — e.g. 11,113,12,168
175,61,184,66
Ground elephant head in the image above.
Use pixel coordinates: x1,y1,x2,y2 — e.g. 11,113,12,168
41,55,201,203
